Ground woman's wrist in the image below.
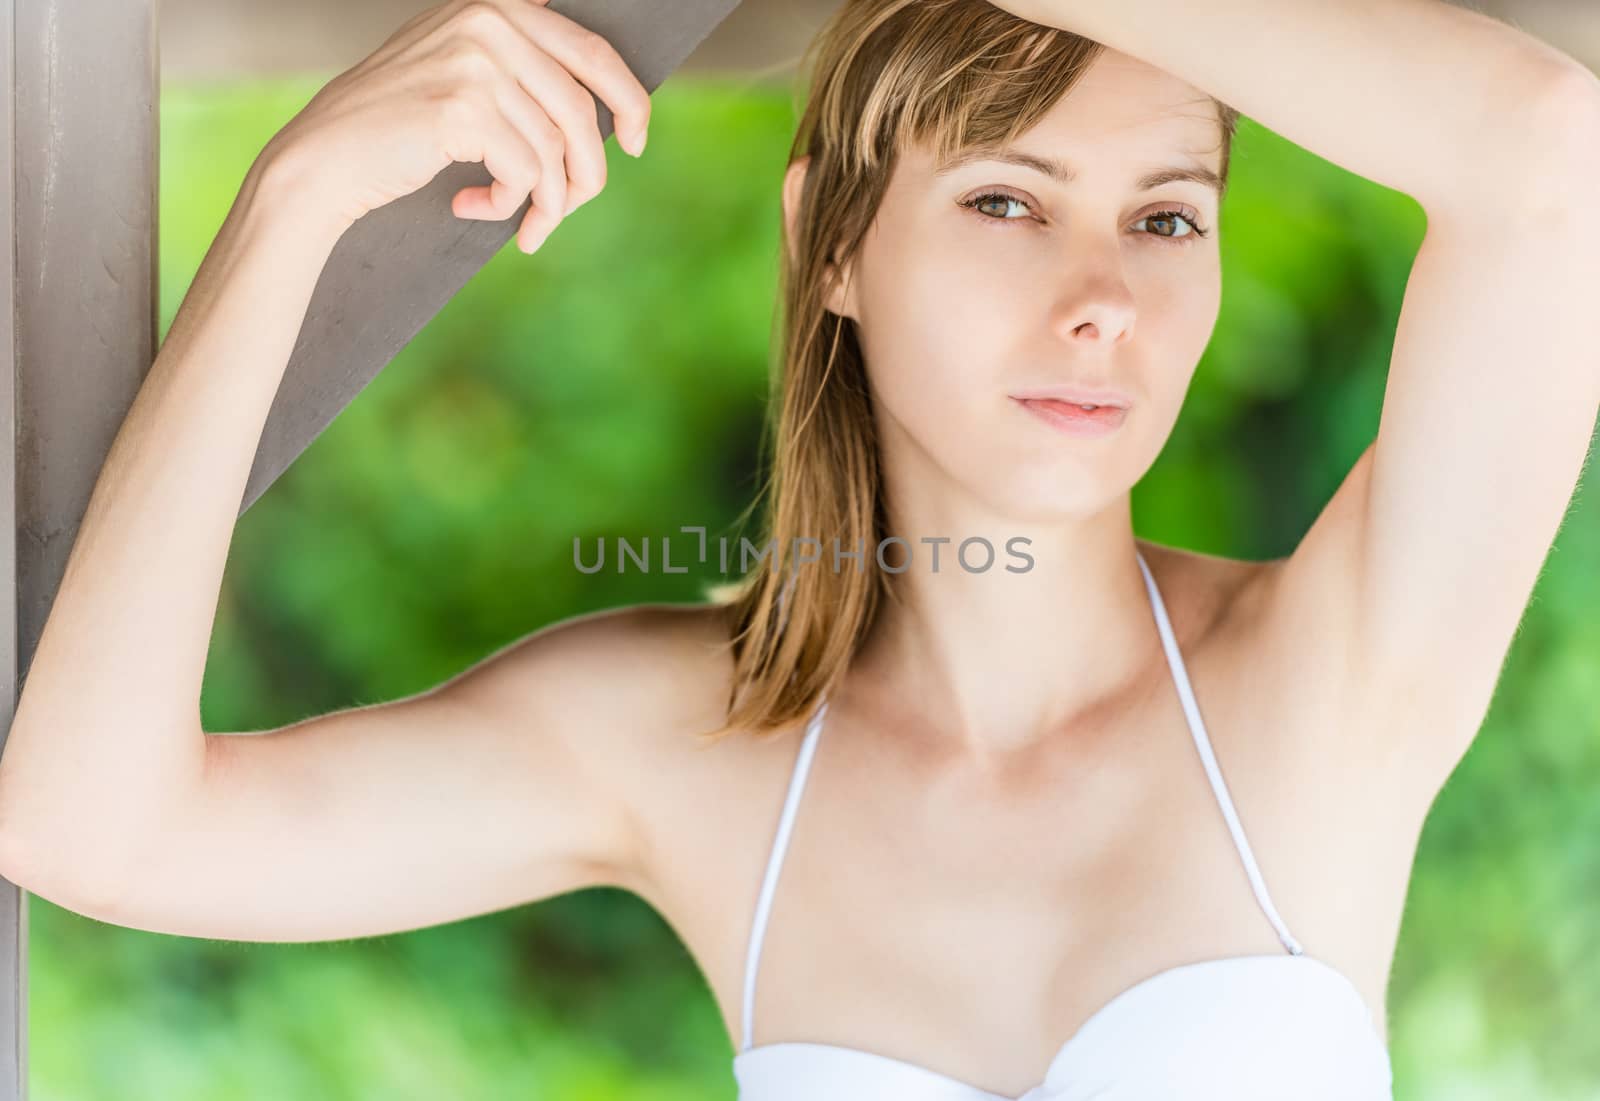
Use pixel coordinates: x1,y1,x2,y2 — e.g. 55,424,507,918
239,134,354,266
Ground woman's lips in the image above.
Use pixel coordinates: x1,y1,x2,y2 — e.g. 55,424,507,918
1013,397,1129,437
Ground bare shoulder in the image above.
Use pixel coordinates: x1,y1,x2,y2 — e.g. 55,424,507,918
1133,535,1388,791
1183,518,1445,829
1138,531,1367,721
527,601,802,908
1154,536,1372,753
1137,539,1423,995
549,602,827,994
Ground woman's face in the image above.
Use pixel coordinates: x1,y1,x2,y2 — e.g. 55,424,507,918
793,49,1225,522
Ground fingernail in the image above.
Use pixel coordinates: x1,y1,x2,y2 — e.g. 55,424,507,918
626,126,647,157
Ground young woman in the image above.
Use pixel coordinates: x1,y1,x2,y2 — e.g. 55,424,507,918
2,0,1596,1098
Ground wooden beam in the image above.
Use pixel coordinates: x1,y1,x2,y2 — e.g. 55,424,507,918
161,0,843,81
157,0,1598,80
239,0,744,514
3,1,161,1098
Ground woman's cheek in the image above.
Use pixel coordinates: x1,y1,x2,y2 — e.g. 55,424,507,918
876,354,958,433
864,298,989,415
1151,261,1222,352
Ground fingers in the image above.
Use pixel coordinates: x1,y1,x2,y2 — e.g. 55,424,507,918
487,77,572,244
430,0,654,253
520,96,568,251
442,85,567,254
481,1,654,156
440,88,549,231
467,28,607,216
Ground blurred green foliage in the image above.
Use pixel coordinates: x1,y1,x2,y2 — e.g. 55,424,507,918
24,69,1598,1100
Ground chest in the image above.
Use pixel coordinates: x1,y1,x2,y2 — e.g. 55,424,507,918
641,562,1415,1095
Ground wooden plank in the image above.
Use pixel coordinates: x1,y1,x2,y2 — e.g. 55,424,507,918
2,2,162,1099
160,0,843,82
239,0,744,514
158,0,1599,82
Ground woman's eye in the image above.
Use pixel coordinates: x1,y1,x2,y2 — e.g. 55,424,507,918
958,193,1211,243
1134,209,1209,241
960,192,1034,222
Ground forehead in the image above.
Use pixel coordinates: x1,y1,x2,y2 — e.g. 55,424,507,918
910,48,1223,177
1041,48,1219,144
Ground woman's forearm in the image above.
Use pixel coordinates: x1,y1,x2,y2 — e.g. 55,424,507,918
0,147,339,876
1019,0,1600,215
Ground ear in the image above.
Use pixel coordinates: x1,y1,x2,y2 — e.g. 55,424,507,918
782,155,858,321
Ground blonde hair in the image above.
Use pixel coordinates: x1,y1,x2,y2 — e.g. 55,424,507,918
698,0,1240,743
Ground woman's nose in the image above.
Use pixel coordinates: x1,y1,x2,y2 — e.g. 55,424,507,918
1048,253,1137,347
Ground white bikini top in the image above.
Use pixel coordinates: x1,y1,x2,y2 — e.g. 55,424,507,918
732,548,1395,1100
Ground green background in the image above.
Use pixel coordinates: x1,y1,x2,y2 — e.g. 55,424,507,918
25,71,1600,1100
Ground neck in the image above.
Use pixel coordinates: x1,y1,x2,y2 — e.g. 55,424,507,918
843,495,1160,765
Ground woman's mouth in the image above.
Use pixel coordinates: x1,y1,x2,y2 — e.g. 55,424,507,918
1012,397,1129,437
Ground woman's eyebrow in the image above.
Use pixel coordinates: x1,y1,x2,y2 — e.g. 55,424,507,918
935,147,1223,196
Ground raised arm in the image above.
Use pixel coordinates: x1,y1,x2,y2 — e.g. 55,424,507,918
993,0,1600,790
991,0,1599,211
0,1,657,934
4,600,712,944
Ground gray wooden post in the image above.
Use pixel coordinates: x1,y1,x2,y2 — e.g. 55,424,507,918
3,1,162,1098
0,2,741,1098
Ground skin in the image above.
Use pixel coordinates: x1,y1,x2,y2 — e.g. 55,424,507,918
781,47,1227,762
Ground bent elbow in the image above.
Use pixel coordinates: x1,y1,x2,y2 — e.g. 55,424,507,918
0,827,129,923
0,829,31,889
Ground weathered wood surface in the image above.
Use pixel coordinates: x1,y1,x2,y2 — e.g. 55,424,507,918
5,1,162,1097
159,0,1597,80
